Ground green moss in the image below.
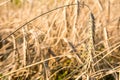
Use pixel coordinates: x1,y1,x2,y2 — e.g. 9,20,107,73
55,70,69,80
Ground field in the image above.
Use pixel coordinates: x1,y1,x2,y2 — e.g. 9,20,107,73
0,0,120,80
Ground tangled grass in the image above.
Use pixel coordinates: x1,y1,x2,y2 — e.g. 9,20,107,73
0,0,120,80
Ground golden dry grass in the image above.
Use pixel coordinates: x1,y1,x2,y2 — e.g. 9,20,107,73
0,0,120,80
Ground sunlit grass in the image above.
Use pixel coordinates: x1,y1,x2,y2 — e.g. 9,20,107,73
0,0,120,80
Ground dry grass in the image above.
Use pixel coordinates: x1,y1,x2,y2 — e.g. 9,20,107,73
0,0,120,80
